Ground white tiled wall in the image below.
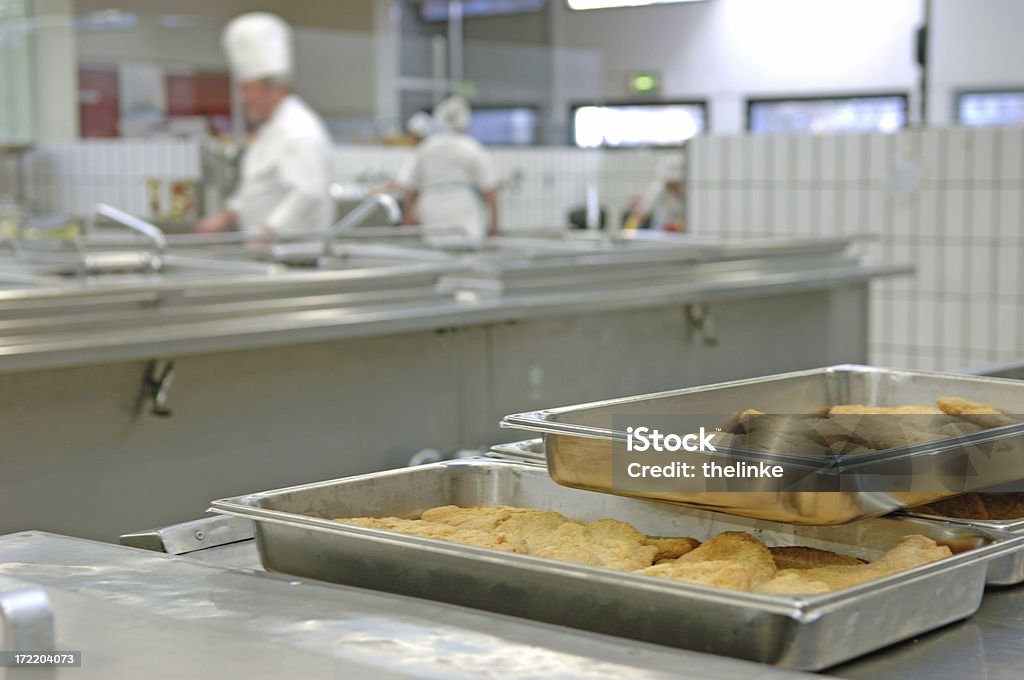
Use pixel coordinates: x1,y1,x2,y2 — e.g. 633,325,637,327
689,127,1024,372
14,140,668,234
329,145,668,231
21,140,202,218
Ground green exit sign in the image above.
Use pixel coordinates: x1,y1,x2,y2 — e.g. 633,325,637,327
628,71,661,95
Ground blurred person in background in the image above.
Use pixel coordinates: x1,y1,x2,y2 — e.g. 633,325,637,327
372,111,435,220
623,156,686,232
197,13,331,238
372,111,436,222
403,96,500,246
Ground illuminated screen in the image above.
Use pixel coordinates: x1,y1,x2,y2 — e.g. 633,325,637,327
748,95,908,134
470,107,538,146
958,91,1024,127
420,0,546,20
572,102,705,148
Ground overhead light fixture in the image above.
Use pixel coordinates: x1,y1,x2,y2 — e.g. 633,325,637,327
568,0,707,10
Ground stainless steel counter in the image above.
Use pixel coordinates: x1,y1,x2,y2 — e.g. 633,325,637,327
0,234,907,374
0,532,821,680
0,235,912,541
1,530,1020,679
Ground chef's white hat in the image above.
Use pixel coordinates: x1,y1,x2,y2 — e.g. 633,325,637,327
406,111,435,138
222,12,293,82
435,96,471,132
656,156,685,183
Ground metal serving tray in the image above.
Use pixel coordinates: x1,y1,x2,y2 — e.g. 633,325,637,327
486,438,546,464
210,459,1024,671
899,510,1024,585
501,365,1024,525
488,439,1024,586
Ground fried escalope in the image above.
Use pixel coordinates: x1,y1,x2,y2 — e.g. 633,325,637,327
334,505,953,594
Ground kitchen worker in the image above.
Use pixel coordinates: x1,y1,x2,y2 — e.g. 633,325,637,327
372,111,435,199
196,13,332,238
403,96,500,246
623,156,686,232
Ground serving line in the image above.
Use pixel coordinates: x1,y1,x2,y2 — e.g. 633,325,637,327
0,261,908,375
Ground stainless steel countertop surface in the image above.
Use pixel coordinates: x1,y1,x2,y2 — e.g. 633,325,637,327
0,260,909,375
1,531,1020,679
0,532,821,680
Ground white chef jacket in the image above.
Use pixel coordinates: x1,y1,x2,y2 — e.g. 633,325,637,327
406,132,496,246
227,95,332,235
636,180,685,231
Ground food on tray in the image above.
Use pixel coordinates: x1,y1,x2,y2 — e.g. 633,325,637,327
339,505,695,570
936,397,1003,415
636,531,776,589
715,396,1014,456
827,405,944,415
335,504,953,594
912,492,1024,520
768,546,866,569
755,535,952,594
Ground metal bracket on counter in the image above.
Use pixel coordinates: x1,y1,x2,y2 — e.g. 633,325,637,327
0,575,55,653
141,359,176,418
120,516,255,555
685,303,718,346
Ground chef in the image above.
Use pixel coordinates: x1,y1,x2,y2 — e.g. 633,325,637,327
196,13,332,237
372,111,435,198
403,96,500,246
623,156,686,232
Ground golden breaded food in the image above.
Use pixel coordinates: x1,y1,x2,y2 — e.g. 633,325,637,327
523,521,657,571
335,515,515,551
915,492,1024,520
769,546,866,570
340,505,667,571
421,504,520,530
828,404,944,415
869,534,953,570
755,534,951,594
978,493,1024,520
635,560,755,591
337,507,955,596
666,531,777,587
753,572,832,595
723,396,1012,457
936,397,1020,428
497,510,573,552
936,397,1003,415
646,536,701,562
913,493,990,520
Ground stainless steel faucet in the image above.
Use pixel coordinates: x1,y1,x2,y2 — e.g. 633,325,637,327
85,203,168,254
320,192,402,259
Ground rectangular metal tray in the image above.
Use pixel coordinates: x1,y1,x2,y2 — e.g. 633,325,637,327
501,364,1024,525
490,439,1024,587
210,458,1024,670
487,438,546,463
899,510,1024,585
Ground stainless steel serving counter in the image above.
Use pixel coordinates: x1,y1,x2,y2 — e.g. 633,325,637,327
1,531,1019,679
0,235,912,541
0,260,905,374
0,234,905,375
0,532,821,680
